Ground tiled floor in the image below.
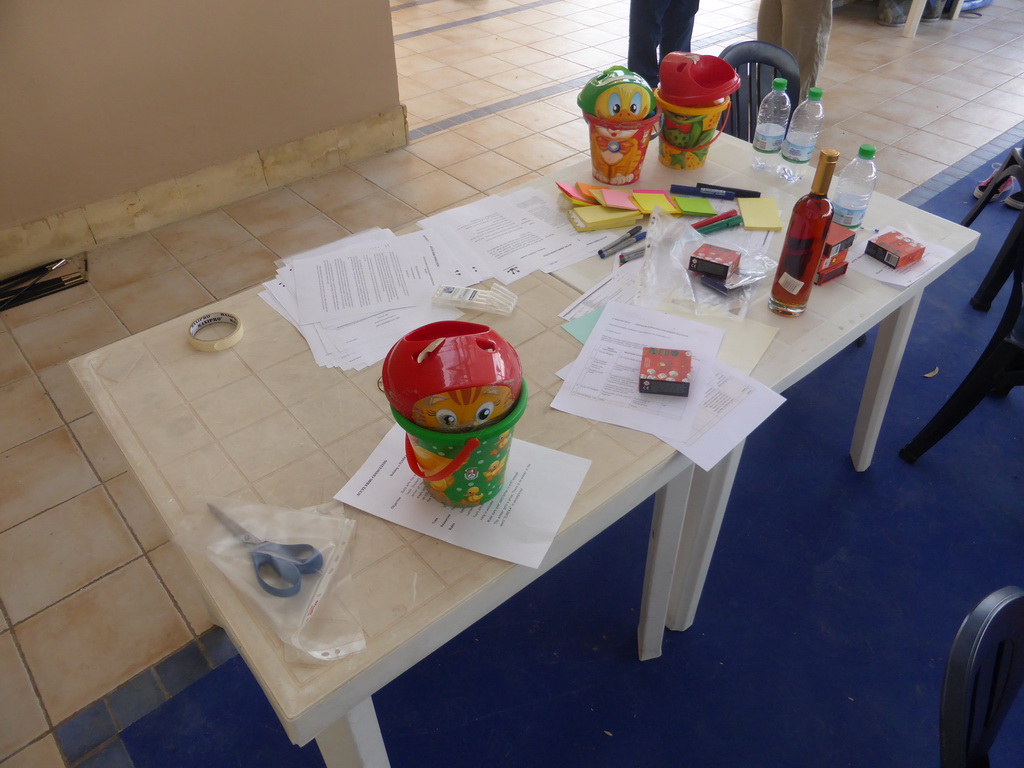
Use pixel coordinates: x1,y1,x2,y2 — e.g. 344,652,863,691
2,0,1024,764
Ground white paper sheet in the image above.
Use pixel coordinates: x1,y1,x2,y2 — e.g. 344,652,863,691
335,425,591,568
501,187,614,272
559,259,643,321
419,196,562,284
847,227,957,287
659,363,786,470
551,301,724,439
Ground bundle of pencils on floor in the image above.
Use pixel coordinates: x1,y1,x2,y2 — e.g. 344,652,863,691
0,258,87,311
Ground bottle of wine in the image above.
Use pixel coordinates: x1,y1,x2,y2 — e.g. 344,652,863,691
768,148,840,317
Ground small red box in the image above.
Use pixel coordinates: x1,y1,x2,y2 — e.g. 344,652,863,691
820,248,849,271
815,259,849,285
823,223,856,262
688,244,741,279
866,231,925,269
639,348,692,397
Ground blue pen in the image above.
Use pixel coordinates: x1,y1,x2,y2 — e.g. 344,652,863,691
598,227,645,259
669,184,736,201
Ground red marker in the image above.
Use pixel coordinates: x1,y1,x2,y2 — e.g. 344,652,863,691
692,209,739,230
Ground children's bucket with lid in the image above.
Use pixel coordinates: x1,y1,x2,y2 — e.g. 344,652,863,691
392,381,529,507
583,110,660,185
654,92,731,170
657,52,740,107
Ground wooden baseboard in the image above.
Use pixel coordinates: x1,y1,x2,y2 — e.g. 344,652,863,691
0,106,408,282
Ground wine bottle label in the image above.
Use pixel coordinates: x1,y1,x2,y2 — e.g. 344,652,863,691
778,271,804,295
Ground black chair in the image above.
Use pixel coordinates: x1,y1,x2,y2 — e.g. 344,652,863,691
899,162,1024,464
718,41,801,143
940,586,1024,768
961,147,1024,312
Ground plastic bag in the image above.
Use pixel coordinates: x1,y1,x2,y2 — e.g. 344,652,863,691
636,208,777,319
176,496,365,665
635,207,701,310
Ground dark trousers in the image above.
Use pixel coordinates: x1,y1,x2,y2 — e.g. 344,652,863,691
627,0,700,88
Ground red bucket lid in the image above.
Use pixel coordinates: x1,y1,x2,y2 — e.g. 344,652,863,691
381,321,522,429
658,53,740,106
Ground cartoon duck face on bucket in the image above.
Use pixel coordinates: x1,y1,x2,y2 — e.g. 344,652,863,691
578,66,658,185
382,321,526,507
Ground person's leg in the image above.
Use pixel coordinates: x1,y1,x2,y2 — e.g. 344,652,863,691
777,0,832,99
756,0,784,48
629,0,670,87
659,0,700,57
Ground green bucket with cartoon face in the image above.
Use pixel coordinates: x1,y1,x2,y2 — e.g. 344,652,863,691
391,382,529,507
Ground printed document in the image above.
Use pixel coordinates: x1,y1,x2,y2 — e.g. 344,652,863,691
336,425,591,568
291,231,449,324
551,301,724,439
419,196,563,284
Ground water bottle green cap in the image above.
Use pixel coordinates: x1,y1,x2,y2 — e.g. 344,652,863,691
772,77,787,90
858,144,877,159
808,87,823,100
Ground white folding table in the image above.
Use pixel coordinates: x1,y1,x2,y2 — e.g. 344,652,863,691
71,133,978,766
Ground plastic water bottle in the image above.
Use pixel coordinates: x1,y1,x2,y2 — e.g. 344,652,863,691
751,78,791,172
778,87,825,182
832,144,878,228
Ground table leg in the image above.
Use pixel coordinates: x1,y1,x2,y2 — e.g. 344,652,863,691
850,293,921,472
901,0,928,37
315,697,391,768
638,463,695,661
666,442,745,632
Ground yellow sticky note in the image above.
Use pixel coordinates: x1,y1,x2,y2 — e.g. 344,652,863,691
673,196,717,216
566,205,643,231
738,197,784,230
632,190,680,214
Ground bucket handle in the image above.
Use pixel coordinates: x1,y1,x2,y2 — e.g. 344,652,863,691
673,100,732,154
405,434,481,482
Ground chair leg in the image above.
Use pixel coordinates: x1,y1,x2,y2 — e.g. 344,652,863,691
970,220,1024,312
899,341,1021,464
961,148,1022,228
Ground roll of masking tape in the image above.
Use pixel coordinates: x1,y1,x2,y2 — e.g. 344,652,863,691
188,312,243,352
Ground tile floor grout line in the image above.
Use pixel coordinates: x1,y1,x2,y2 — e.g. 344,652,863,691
394,0,566,40
407,23,761,142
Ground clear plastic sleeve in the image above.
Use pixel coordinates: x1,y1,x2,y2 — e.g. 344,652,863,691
176,496,365,665
636,208,777,319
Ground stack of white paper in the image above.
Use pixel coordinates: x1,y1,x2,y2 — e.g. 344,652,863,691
259,228,465,370
257,192,624,370
418,189,617,282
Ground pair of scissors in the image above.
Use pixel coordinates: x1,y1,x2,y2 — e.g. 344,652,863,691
208,504,324,598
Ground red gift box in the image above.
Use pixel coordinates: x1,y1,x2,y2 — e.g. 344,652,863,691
866,231,925,269
815,259,849,285
688,243,741,279
821,222,857,269
639,347,692,397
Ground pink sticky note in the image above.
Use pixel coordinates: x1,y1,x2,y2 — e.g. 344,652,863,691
556,182,592,204
594,188,639,210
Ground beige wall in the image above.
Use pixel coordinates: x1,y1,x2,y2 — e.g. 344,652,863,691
0,0,403,263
